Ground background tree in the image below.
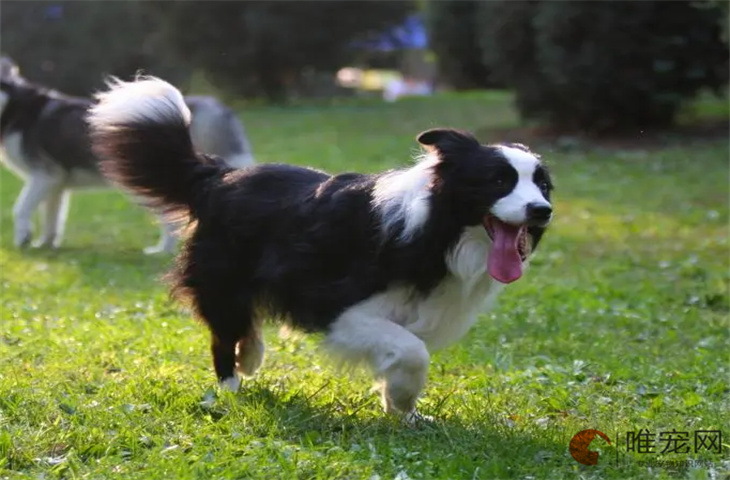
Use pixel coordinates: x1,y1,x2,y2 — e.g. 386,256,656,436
426,1,498,89
149,1,414,102
1,1,189,96
477,0,729,132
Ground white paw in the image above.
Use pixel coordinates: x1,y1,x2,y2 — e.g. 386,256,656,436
32,236,59,249
403,410,434,427
14,229,32,248
218,376,241,392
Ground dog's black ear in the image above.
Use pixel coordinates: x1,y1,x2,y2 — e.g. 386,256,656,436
417,128,480,153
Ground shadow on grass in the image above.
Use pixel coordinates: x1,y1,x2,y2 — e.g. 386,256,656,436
191,381,571,476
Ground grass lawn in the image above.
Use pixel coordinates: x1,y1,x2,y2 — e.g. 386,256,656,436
1,92,728,480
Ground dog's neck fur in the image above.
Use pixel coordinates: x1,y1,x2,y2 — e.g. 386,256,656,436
373,153,486,296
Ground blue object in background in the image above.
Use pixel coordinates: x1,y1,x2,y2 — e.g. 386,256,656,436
354,14,428,52
44,4,64,20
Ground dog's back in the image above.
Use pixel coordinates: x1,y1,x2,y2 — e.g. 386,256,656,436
0,78,100,183
186,95,255,168
31,93,98,174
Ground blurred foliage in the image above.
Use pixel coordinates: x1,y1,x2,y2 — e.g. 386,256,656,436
0,1,190,96
146,1,414,103
702,0,729,42
477,0,729,133
426,1,501,89
0,1,413,101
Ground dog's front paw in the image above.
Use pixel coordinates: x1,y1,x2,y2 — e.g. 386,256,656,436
402,410,434,427
14,230,32,249
32,235,59,249
218,376,242,392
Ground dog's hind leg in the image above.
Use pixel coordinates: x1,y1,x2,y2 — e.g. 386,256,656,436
193,287,258,392
143,216,179,255
35,186,69,249
325,310,430,419
235,321,265,377
212,331,242,392
13,175,59,248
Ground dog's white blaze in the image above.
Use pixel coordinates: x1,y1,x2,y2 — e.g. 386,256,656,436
372,153,437,241
89,76,191,131
491,146,550,224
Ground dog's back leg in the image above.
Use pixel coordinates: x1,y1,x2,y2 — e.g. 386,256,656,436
143,215,180,255
192,283,261,392
13,174,61,248
235,321,265,378
35,186,70,249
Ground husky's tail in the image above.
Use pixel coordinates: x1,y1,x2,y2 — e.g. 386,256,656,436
88,76,228,218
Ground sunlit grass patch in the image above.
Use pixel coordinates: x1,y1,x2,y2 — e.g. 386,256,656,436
1,92,727,479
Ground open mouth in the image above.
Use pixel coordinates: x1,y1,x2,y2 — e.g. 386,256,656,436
483,215,532,284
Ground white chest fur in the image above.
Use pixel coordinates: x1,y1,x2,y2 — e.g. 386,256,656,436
347,227,508,351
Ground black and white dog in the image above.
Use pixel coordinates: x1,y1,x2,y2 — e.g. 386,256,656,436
0,57,255,253
89,77,553,421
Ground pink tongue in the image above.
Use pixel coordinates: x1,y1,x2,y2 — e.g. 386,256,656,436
486,219,523,284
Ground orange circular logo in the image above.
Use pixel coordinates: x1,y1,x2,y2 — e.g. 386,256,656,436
569,429,612,465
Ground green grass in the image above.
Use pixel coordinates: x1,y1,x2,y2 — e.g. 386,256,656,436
1,91,728,479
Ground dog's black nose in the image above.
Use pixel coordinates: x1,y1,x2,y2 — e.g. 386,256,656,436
526,203,552,222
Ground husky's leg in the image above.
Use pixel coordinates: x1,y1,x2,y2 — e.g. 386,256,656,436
143,214,179,255
35,186,69,248
13,175,58,248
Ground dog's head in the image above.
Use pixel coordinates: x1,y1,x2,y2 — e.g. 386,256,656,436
0,56,23,115
418,128,553,284
0,56,20,80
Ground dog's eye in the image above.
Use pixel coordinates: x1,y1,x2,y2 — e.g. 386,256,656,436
538,181,550,191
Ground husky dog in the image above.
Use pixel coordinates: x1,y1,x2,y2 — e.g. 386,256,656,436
0,56,255,253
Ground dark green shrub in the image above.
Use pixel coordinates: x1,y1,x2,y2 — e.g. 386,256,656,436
1,1,189,96
426,1,500,89
478,1,729,132
149,1,413,102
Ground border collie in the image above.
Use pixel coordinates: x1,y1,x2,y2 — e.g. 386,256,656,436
88,77,553,421
0,56,255,254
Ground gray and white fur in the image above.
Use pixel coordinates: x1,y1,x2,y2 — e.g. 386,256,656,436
0,56,255,253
